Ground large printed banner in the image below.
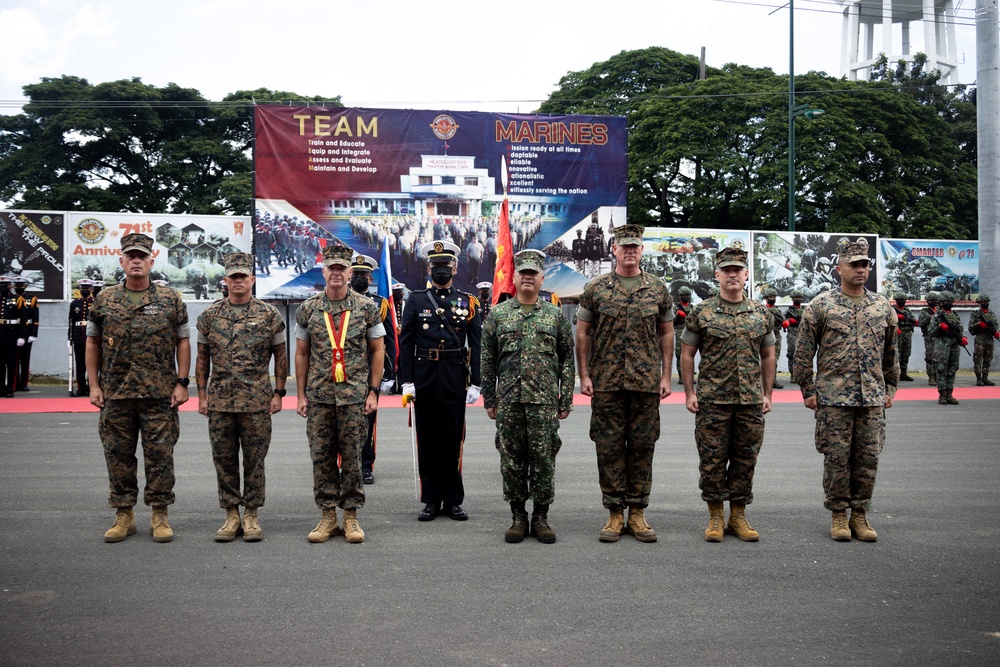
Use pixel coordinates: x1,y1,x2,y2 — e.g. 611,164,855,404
254,105,628,299
752,231,878,305
879,238,979,303
0,210,66,300
68,212,251,301
637,228,752,304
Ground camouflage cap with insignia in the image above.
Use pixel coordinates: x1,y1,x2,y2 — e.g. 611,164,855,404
351,254,378,272
612,224,645,247
715,246,747,269
322,244,354,268
223,252,255,276
514,249,545,273
121,233,154,255
837,239,870,264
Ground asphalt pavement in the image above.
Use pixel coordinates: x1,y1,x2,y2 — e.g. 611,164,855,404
1,394,998,666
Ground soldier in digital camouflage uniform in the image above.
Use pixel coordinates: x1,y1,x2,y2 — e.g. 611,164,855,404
968,293,997,386
930,291,965,405
575,224,674,543
918,292,940,385
681,245,775,542
196,253,288,542
295,244,385,544
762,288,785,388
893,292,917,381
673,286,693,385
86,233,191,543
784,288,805,383
481,249,574,544
792,240,898,542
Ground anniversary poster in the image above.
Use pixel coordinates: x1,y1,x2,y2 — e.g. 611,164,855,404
879,238,979,303
253,105,628,299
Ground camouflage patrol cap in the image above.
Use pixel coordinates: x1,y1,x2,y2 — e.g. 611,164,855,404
976,293,991,304
939,290,956,302
612,224,645,247
223,252,255,276
514,249,545,273
790,288,805,299
678,286,693,296
894,291,908,300
837,239,869,264
351,254,378,272
121,233,154,255
926,291,940,303
761,288,777,298
322,244,353,268
715,246,747,269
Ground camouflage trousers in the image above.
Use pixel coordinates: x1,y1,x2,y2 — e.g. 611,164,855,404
923,335,937,377
814,405,884,511
208,410,271,509
590,391,660,510
694,403,765,504
897,330,912,374
973,334,995,375
786,328,799,368
99,397,179,508
935,340,960,392
306,401,367,511
773,332,782,369
495,402,562,505
674,325,685,377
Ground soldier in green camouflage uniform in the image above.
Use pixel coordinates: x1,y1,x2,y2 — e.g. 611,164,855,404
918,292,940,385
682,245,775,542
968,294,997,386
792,240,898,543
892,292,918,381
295,244,385,544
762,288,785,388
196,253,288,542
482,250,574,544
86,233,191,544
930,291,965,404
784,289,805,383
673,286,693,385
575,224,674,543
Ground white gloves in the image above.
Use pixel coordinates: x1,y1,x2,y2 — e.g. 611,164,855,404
402,383,415,401
27,336,37,343
380,379,395,394
465,385,481,405
67,340,73,350
16,338,25,347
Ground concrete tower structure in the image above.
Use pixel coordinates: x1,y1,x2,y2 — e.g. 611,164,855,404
841,0,959,82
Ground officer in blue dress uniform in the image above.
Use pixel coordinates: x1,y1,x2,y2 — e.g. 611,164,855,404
350,254,398,484
399,240,483,521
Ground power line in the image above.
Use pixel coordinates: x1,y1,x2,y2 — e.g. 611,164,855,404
713,0,978,28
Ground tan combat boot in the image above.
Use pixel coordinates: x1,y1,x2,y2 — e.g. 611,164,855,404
505,503,528,543
307,508,341,543
946,389,959,405
243,507,262,542
598,509,625,542
624,506,657,542
104,507,136,543
150,506,173,543
725,502,760,542
704,501,725,542
214,506,242,542
849,509,878,542
530,504,556,544
342,509,365,544
831,510,851,541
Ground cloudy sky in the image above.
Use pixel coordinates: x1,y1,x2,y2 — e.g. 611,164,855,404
0,0,981,113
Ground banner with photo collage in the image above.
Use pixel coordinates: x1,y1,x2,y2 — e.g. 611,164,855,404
878,238,979,304
0,210,66,300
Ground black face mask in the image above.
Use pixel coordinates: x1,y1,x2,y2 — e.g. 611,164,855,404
793,299,802,307
14,287,25,295
80,289,91,298
350,275,370,293
895,300,906,308
766,299,775,306
0,285,9,296
942,302,954,311
680,298,690,305
431,266,453,286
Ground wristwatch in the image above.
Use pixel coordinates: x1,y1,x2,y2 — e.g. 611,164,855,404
274,388,287,397
176,377,190,387
368,385,381,397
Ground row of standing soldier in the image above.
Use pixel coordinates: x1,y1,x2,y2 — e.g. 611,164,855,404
86,229,991,546
0,275,38,397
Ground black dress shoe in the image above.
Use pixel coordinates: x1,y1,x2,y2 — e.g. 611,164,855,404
418,503,440,521
443,505,468,521
362,471,375,485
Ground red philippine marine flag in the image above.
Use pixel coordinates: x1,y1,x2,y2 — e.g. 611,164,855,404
492,157,515,304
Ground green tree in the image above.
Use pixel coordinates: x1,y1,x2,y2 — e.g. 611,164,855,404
0,77,339,215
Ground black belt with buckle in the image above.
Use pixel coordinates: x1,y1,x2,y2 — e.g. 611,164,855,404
417,348,463,361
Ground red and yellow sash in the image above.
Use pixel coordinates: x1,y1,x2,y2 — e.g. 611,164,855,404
323,310,351,382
